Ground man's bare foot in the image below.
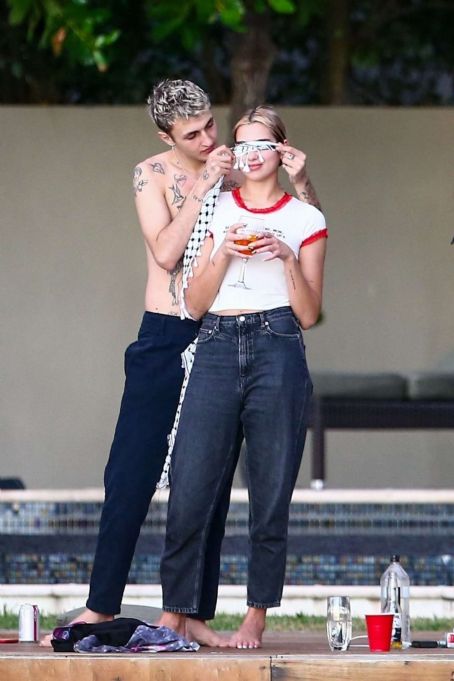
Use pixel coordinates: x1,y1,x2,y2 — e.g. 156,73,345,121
185,618,229,647
228,607,266,649
39,608,114,647
156,612,186,637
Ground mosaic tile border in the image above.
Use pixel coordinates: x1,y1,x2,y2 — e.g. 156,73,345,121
1,501,453,536
1,499,453,586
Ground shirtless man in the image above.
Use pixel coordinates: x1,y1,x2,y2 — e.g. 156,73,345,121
41,79,320,647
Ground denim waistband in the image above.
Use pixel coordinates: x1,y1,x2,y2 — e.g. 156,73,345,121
140,311,200,336
204,306,295,329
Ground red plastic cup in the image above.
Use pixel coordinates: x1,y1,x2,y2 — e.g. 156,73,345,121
365,614,394,652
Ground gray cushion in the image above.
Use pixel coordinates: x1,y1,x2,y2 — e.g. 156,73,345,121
311,372,407,399
406,372,454,400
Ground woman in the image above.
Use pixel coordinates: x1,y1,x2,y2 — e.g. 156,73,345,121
157,106,328,648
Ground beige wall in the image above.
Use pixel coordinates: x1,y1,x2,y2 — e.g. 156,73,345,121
1,106,453,489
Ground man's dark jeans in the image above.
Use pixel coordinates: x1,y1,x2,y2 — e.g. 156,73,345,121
86,312,234,619
161,307,312,613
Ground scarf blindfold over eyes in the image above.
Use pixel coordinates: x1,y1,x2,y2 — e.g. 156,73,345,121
232,141,278,173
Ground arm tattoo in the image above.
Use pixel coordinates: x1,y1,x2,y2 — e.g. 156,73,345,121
192,193,204,203
202,169,209,180
168,258,183,305
298,178,321,211
148,162,165,174
289,269,297,291
133,166,148,196
169,174,187,208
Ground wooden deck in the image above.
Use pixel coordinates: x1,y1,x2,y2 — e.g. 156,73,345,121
1,631,454,680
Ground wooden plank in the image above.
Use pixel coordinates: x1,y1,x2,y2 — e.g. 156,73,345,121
3,633,454,681
272,656,454,681
0,655,270,681
5,654,454,681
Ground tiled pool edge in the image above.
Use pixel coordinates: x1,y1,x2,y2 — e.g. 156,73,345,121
1,488,453,600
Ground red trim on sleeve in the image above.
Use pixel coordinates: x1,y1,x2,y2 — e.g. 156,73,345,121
232,188,292,213
300,228,328,248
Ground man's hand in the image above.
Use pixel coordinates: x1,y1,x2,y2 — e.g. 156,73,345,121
199,145,234,191
276,143,308,185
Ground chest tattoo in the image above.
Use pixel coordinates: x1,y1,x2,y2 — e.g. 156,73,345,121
169,174,187,208
221,178,241,191
148,162,165,174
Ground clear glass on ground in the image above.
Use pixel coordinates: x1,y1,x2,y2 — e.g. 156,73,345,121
326,595,352,652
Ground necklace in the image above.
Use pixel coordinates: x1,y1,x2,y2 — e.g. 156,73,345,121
172,147,199,176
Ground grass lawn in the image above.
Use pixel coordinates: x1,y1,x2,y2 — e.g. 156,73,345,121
213,613,454,633
1,609,453,634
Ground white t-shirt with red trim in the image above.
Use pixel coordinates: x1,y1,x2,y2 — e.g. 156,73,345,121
208,189,328,313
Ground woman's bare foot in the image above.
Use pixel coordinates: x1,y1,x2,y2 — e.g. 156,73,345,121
185,618,229,647
39,608,114,647
156,612,186,637
228,607,266,649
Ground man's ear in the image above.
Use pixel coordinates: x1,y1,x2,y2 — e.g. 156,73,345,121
158,131,175,147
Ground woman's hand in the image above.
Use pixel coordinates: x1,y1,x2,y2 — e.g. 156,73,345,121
276,143,308,185
220,223,260,258
221,225,295,263
252,233,295,263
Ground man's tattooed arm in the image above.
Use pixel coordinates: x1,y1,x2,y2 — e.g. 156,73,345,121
168,258,183,305
133,166,148,196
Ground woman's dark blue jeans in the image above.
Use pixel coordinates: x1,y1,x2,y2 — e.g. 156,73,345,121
161,306,312,613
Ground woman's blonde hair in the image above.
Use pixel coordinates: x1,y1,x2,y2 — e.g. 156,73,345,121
233,105,287,143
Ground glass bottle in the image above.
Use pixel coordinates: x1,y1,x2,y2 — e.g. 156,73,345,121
380,554,411,648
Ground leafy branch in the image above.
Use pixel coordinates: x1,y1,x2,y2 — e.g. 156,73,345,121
6,0,119,70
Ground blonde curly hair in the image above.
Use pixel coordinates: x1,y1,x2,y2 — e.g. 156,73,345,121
147,79,211,133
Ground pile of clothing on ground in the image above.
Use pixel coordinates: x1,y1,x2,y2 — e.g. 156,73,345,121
50,617,199,653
